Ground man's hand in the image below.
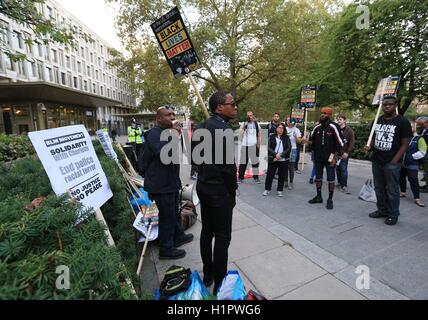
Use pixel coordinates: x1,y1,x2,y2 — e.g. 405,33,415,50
172,121,182,135
342,153,349,160
329,157,337,167
275,153,281,161
363,146,371,153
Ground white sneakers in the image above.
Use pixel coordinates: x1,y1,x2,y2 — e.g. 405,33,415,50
263,190,284,197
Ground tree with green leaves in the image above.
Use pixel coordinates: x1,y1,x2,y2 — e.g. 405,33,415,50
107,0,337,115
305,0,428,115
0,0,91,61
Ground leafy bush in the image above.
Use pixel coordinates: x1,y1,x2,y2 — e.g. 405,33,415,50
0,134,35,162
0,141,142,299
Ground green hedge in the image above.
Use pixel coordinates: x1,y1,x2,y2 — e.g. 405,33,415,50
0,140,144,299
0,134,35,162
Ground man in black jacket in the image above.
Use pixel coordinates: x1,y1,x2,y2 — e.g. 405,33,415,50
193,91,238,294
308,107,344,210
143,106,193,260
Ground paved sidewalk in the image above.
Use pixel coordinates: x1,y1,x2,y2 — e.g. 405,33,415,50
145,205,366,300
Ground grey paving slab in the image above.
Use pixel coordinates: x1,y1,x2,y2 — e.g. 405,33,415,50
229,225,285,262
278,274,366,300
235,246,327,299
334,265,409,300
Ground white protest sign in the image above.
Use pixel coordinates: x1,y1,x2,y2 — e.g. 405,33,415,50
96,129,118,161
29,125,113,212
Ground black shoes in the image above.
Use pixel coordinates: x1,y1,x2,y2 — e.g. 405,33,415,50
309,178,314,184
326,199,333,210
369,211,398,225
203,274,214,287
159,248,186,260
368,211,388,218
385,217,398,225
174,233,194,248
309,196,323,204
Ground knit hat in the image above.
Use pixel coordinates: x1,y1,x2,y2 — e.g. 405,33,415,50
320,107,333,115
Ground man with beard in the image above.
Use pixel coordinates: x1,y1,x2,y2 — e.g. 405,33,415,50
308,107,344,210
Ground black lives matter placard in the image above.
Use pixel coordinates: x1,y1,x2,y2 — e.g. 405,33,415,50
151,6,201,78
300,85,317,109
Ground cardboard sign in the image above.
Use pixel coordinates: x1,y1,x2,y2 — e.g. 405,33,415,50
300,86,317,109
372,76,401,105
291,108,305,123
29,125,113,214
151,7,201,78
96,129,118,161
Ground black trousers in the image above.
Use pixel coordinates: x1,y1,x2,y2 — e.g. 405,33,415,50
196,182,236,289
239,145,259,179
265,161,287,191
149,191,184,252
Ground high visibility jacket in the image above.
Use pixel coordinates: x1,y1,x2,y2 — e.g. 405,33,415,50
128,126,143,144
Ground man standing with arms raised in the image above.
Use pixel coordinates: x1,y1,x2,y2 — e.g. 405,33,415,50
194,91,238,294
365,96,412,225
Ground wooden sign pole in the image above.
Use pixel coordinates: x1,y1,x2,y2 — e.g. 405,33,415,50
301,108,309,171
188,73,210,120
366,102,383,147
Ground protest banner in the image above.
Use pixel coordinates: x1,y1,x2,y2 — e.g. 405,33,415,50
29,125,113,216
366,75,401,147
291,108,305,123
151,7,209,119
96,129,118,162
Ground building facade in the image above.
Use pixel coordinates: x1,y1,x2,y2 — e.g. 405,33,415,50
0,0,136,135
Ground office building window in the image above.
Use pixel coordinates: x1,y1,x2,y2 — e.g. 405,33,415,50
37,62,43,79
92,83,96,94
37,42,43,57
28,61,35,77
45,66,52,81
73,76,78,89
98,57,101,67
79,76,83,90
87,65,90,76
77,61,81,73
90,52,94,64
100,86,104,95
84,80,88,91
61,72,66,85
59,50,64,67
66,55,71,68
54,67,59,83
71,56,76,71
51,48,58,63
95,70,99,80
0,20,10,45
4,53,14,71
12,31,23,49
80,46,84,57
24,32,32,54
67,72,72,87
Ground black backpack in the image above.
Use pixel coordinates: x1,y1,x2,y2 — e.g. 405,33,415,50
159,265,191,300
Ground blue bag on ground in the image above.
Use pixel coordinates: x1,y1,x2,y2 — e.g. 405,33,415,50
169,271,214,300
216,270,246,300
129,187,152,213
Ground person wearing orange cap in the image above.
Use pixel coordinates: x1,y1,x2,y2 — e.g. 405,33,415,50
308,107,344,210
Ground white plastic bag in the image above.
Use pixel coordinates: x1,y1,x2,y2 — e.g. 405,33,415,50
216,270,246,300
358,179,377,203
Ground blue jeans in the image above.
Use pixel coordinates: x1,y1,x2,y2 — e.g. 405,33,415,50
310,151,316,179
336,158,349,187
372,162,402,218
